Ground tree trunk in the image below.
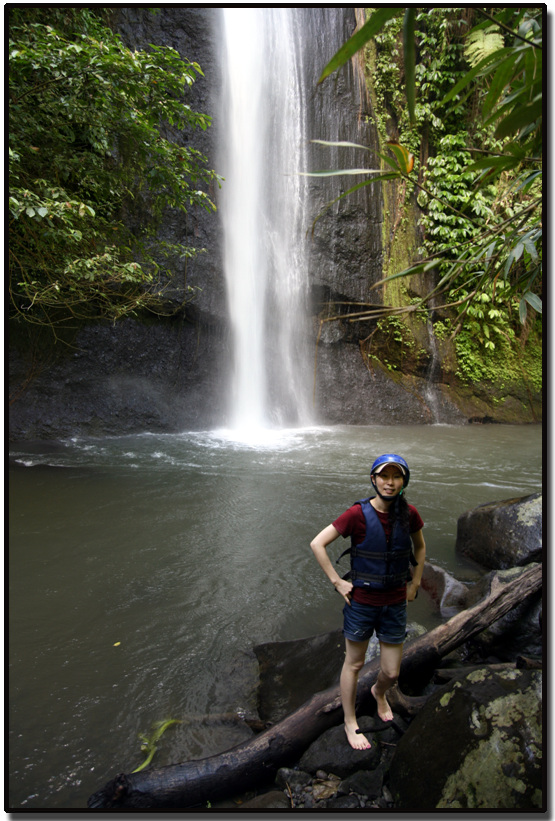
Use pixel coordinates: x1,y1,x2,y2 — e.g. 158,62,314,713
87,563,541,809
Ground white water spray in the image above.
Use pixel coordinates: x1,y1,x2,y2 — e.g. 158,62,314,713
220,9,312,432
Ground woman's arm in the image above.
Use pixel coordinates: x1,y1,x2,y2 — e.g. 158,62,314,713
407,528,426,602
310,524,354,604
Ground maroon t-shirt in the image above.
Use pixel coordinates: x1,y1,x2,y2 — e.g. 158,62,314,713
333,501,424,605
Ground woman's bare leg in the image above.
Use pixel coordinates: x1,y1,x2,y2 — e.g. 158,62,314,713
371,641,403,721
340,638,371,749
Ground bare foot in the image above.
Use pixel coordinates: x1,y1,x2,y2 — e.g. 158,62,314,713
344,723,371,750
371,683,393,722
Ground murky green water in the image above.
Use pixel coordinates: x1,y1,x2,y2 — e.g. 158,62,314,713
9,424,542,808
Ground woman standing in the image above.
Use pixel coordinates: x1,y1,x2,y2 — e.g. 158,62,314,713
310,454,426,750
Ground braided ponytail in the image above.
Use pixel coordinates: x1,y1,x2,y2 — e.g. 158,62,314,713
390,489,410,533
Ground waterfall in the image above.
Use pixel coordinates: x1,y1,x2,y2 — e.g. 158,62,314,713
219,8,313,432
424,319,442,423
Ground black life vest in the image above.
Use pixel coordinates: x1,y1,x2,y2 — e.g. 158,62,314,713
337,497,416,591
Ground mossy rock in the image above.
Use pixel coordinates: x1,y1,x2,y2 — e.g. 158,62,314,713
389,668,543,809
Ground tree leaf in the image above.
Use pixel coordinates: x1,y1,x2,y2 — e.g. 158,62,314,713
494,98,542,140
441,48,512,105
301,168,387,178
464,27,505,67
318,8,403,84
386,142,414,174
523,291,542,313
311,139,373,152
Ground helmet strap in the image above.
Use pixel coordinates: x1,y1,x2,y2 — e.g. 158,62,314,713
371,476,400,503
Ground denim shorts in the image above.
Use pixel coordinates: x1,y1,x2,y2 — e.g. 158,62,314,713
343,599,407,644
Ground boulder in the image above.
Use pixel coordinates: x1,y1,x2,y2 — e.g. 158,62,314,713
275,767,312,793
456,493,542,570
421,562,470,617
365,622,427,663
240,790,291,809
339,766,384,800
299,720,381,778
326,794,363,809
254,629,344,723
389,667,543,809
462,566,543,662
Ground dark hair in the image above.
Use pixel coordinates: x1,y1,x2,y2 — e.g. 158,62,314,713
390,491,410,533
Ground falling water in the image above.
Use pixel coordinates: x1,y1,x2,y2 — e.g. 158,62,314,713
424,319,442,423
219,8,313,432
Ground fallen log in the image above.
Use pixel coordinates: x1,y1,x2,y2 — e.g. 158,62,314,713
387,685,429,717
88,562,541,809
433,663,515,684
431,657,542,685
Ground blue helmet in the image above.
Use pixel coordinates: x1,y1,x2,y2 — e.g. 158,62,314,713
371,454,410,487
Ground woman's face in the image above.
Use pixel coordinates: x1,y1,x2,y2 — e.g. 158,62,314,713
373,465,405,498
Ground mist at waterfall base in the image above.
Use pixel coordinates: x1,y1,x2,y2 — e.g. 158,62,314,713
9,424,542,808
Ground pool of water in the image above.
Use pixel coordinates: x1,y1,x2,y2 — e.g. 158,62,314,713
8,423,542,808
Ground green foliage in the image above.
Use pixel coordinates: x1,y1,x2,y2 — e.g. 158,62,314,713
453,320,541,395
9,7,221,332
453,284,510,352
373,314,427,373
464,26,504,66
434,281,542,396
419,132,500,264
314,6,543,329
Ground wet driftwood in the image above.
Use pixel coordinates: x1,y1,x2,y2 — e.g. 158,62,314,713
88,563,541,809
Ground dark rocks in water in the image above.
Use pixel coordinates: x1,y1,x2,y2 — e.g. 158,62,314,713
298,720,381,778
421,561,471,617
241,577,543,810
389,667,543,810
461,566,543,663
253,629,344,724
340,766,385,800
238,790,291,810
275,767,313,793
453,492,543,662
456,493,542,570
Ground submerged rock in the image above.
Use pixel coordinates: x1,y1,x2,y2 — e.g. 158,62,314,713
389,667,543,809
421,562,470,617
254,629,344,723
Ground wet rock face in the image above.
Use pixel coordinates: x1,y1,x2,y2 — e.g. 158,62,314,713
113,7,225,321
456,493,542,570
389,668,543,810
9,317,230,439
